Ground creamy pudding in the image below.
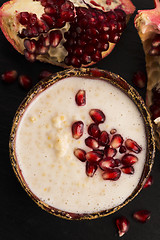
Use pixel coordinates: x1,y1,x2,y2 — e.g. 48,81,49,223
10,69,155,219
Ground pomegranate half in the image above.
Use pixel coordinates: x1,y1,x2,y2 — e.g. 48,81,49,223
135,0,160,149
0,0,135,67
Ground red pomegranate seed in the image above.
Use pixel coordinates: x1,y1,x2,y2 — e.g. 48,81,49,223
121,166,134,174
94,149,104,157
143,175,153,189
149,46,160,56
88,123,100,138
99,131,109,146
116,216,130,237
50,30,62,47
85,137,99,149
152,34,160,47
132,71,146,88
74,148,86,162
86,151,102,163
70,56,81,68
89,109,106,124
39,70,52,80
1,70,18,83
19,75,32,90
75,90,86,106
125,139,142,154
109,32,120,43
104,146,117,157
114,158,121,167
37,19,49,33
121,153,138,166
24,39,36,53
18,12,30,25
110,128,117,134
72,121,84,139
102,168,121,181
24,50,36,62
91,50,102,62
99,157,118,170
114,9,126,21
86,161,97,177
119,145,126,154
29,13,37,26
133,210,151,223
110,134,123,148
41,14,55,27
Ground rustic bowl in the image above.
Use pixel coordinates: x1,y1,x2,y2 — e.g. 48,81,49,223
9,68,155,220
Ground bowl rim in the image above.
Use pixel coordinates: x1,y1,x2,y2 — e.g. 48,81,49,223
9,67,155,220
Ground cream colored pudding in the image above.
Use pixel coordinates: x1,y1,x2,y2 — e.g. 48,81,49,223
15,76,147,214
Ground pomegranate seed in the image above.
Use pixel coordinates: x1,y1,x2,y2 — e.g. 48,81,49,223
121,166,134,174
74,148,86,162
19,75,32,90
36,39,48,55
44,6,58,16
109,32,120,43
102,168,121,181
133,210,151,223
24,50,36,62
88,123,100,138
81,54,92,64
104,146,117,157
132,71,146,88
110,134,123,148
114,158,121,167
89,109,105,124
50,30,62,47
86,161,97,177
114,9,126,21
24,39,36,53
73,47,83,56
121,153,138,166
37,19,49,33
119,145,126,154
97,42,109,51
39,70,52,80
125,139,142,154
149,46,160,56
109,20,118,31
98,131,109,146
91,50,102,62
99,157,118,170
18,12,30,25
116,216,130,237
1,70,18,83
94,149,104,157
152,34,160,47
85,137,99,149
143,175,153,189
86,151,102,163
70,56,81,68
41,14,55,27
72,121,84,139
110,128,117,134
105,11,117,21
75,90,86,106
29,13,37,26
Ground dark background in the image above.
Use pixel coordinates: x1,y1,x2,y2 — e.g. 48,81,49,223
0,0,160,239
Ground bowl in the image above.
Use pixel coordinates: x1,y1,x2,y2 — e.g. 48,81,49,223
9,68,155,220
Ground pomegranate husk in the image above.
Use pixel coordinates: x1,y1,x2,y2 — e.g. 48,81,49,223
135,0,160,149
0,0,135,68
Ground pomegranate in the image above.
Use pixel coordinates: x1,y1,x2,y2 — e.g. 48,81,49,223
135,0,160,149
0,0,135,68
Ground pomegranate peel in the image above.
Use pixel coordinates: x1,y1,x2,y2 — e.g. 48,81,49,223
135,0,160,149
0,0,135,68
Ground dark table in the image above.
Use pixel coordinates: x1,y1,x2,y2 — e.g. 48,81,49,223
1,0,160,239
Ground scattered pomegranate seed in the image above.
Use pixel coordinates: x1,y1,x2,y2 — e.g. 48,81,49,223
74,148,86,162
102,168,121,181
98,131,109,146
110,134,123,148
39,70,52,80
19,75,32,90
86,161,97,177
110,128,117,134
1,70,18,83
119,145,126,154
72,121,84,139
132,71,146,89
121,153,138,166
116,216,130,237
89,109,106,124
75,90,86,106
86,151,102,163
104,146,117,157
99,157,118,170
143,175,153,189
114,158,121,167
85,137,99,149
88,123,100,138
121,166,134,174
133,210,151,223
125,139,142,154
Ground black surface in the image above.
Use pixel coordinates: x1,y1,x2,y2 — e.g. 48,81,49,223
0,0,160,239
